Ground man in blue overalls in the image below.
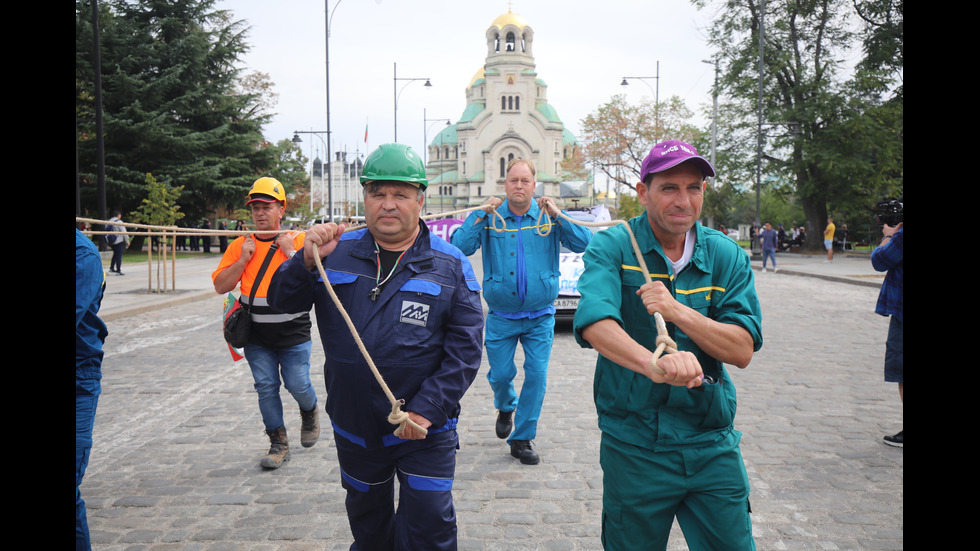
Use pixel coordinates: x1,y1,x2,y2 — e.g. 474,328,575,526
269,143,484,550
452,158,593,465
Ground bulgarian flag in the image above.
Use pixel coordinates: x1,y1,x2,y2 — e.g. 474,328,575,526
364,122,368,143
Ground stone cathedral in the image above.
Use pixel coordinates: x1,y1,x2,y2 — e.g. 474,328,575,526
424,9,583,213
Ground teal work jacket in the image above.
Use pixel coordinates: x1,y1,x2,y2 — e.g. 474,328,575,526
573,214,762,451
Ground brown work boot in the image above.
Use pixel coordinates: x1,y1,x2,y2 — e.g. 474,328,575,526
260,426,290,469
300,406,320,448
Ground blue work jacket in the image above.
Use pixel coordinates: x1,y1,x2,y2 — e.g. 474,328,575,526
451,199,593,315
268,222,485,449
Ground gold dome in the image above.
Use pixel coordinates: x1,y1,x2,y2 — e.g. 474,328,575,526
490,10,529,30
468,67,485,88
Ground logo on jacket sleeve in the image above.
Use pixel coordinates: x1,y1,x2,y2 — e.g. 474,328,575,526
399,301,430,327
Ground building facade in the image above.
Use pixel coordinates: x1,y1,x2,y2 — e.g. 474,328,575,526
425,9,582,214
312,152,363,221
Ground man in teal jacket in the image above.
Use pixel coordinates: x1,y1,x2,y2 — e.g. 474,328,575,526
452,158,593,464
574,140,762,550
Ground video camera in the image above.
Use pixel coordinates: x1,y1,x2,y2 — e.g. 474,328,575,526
874,195,903,226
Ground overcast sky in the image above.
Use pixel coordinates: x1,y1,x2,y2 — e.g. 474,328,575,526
217,0,721,175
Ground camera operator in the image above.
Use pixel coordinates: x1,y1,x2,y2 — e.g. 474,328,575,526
871,197,903,447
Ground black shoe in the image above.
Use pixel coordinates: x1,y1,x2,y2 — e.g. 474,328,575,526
510,440,540,465
495,410,514,439
883,430,903,448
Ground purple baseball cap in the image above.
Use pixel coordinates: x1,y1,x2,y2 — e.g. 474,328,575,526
640,140,716,182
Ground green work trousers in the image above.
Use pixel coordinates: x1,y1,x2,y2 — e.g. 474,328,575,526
599,431,755,551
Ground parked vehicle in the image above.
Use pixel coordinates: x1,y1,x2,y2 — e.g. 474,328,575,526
553,206,609,322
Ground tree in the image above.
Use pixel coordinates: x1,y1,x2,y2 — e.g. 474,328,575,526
76,0,274,225
127,172,185,251
581,94,703,194
693,0,902,251
129,172,185,227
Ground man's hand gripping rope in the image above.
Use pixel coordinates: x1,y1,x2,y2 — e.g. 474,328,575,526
305,206,504,438
535,201,703,385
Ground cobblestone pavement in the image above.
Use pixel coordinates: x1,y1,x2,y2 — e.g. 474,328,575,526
83,257,902,550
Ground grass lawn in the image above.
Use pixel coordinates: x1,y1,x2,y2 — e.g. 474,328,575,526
103,250,222,267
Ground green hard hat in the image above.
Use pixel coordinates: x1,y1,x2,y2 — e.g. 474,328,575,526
360,143,428,190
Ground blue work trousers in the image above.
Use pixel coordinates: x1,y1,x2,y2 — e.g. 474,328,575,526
485,312,555,443
76,365,101,550
243,340,317,431
336,429,459,551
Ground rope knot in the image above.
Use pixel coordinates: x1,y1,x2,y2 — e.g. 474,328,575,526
387,401,409,426
656,334,678,355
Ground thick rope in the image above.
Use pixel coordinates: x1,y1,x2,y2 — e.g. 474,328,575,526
310,241,427,438
530,201,676,375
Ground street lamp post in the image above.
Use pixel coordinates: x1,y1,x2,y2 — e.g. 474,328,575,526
324,0,345,222
701,59,719,176
423,109,452,213
393,62,431,143
753,0,766,256
621,60,660,130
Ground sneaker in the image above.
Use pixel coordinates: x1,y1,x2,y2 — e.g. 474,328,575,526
761,268,767,273
773,267,778,273
883,430,903,448
510,440,540,465
495,410,514,439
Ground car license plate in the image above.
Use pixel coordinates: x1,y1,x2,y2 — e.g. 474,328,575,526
553,298,579,309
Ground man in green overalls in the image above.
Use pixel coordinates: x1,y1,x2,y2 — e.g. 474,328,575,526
573,140,763,550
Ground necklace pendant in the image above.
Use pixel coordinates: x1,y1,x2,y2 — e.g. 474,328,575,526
369,287,380,302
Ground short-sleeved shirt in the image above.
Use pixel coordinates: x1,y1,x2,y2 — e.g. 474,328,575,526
212,232,311,348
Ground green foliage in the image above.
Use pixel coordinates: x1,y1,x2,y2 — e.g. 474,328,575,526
615,195,644,221
76,0,279,223
581,94,703,193
692,0,903,250
263,139,311,197
129,173,186,227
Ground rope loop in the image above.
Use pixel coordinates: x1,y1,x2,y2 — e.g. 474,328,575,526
310,241,428,438
542,208,676,375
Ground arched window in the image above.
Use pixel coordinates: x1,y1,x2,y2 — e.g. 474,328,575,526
501,96,507,110
508,96,513,110
443,146,449,159
506,32,516,51
514,96,520,110
500,157,506,178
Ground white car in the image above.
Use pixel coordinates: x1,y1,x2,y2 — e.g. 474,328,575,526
555,247,586,322
553,206,609,322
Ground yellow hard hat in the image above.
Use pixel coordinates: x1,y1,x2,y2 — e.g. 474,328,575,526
246,177,287,207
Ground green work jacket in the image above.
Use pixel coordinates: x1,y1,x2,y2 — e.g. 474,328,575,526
573,213,762,451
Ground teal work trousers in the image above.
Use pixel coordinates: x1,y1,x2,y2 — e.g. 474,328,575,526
599,431,755,550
